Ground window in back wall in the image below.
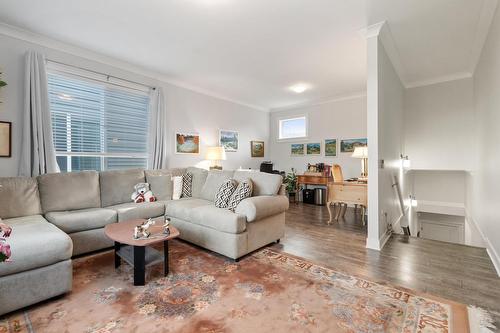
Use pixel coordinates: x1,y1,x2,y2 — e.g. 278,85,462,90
47,69,150,172
278,116,307,140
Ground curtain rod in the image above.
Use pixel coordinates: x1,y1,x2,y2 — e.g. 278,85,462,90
46,59,156,91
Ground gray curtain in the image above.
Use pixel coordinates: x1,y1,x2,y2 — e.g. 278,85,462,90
19,51,60,176
148,87,168,169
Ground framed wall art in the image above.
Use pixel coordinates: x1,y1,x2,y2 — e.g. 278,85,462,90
175,132,200,154
306,142,321,155
0,121,11,157
251,140,264,157
219,130,238,152
324,139,337,157
291,143,304,156
340,138,367,153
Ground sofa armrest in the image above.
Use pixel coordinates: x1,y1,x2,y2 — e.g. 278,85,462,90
235,195,289,222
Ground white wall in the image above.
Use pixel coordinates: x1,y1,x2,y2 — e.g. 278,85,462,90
404,78,474,171
411,170,465,204
469,1,500,274
165,84,269,170
0,33,269,177
376,39,405,245
366,26,405,251
268,97,366,177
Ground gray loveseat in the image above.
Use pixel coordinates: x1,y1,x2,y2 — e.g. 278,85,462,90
0,167,288,315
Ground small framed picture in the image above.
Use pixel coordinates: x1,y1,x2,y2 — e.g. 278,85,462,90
175,132,200,154
306,142,321,155
219,129,239,152
251,141,264,157
340,138,367,153
0,121,11,157
324,139,337,157
291,143,304,156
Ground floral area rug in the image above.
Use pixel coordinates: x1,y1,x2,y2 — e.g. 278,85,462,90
0,240,474,333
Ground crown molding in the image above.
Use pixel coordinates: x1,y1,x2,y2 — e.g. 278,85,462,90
358,21,385,39
269,91,366,113
0,21,269,112
361,21,407,88
405,72,473,89
360,2,498,90
469,0,498,74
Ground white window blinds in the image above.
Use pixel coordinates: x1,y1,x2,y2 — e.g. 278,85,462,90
47,67,150,172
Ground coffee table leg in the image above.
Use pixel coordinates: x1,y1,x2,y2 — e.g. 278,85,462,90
164,240,169,276
114,242,121,268
133,246,145,286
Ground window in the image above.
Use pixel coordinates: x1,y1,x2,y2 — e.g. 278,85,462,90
278,116,307,140
47,67,150,172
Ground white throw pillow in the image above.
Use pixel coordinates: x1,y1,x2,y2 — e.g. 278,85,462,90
172,176,183,200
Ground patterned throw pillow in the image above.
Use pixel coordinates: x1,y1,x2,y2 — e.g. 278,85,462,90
227,179,253,211
214,179,238,208
182,172,193,198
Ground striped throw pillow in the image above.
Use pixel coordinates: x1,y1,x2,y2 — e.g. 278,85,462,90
182,172,193,198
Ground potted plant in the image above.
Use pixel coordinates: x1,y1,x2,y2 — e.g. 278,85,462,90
283,168,298,201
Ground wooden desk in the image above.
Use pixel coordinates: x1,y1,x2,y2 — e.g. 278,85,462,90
327,181,367,224
297,175,332,201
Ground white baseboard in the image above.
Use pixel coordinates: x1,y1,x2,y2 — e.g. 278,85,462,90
366,237,381,250
366,231,392,251
485,237,500,277
392,210,408,234
465,212,500,277
379,231,392,250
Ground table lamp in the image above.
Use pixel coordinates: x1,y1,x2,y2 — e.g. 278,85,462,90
351,146,368,180
205,146,226,170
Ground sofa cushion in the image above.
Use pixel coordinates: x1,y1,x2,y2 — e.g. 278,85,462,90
45,208,117,234
165,198,212,221
235,195,290,222
190,205,247,234
0,215,72,277
145,168,185,201
106,202,165,222
38,171,101,213
233,170,282,196
200,170,235,201
100,169,145,207
186,167,208,198
146,174,172,201
0,177,42,219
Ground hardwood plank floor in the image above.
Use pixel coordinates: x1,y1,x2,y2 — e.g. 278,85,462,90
271,202,500,328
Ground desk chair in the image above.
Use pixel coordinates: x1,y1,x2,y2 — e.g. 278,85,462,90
327,165,368,225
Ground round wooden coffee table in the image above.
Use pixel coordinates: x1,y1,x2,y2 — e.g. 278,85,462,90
104,219,180,286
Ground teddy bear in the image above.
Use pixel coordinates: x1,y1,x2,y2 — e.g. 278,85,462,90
131,183,156,203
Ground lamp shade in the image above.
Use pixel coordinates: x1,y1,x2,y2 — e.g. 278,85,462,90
205,146,227,161
351,146,368,158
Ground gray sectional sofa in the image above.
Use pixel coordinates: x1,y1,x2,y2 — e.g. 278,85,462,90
0,167,288,315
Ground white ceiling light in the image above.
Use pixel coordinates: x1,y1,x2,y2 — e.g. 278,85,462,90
289,84,310,94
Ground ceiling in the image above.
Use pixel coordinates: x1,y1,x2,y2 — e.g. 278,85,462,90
0,0,495,111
